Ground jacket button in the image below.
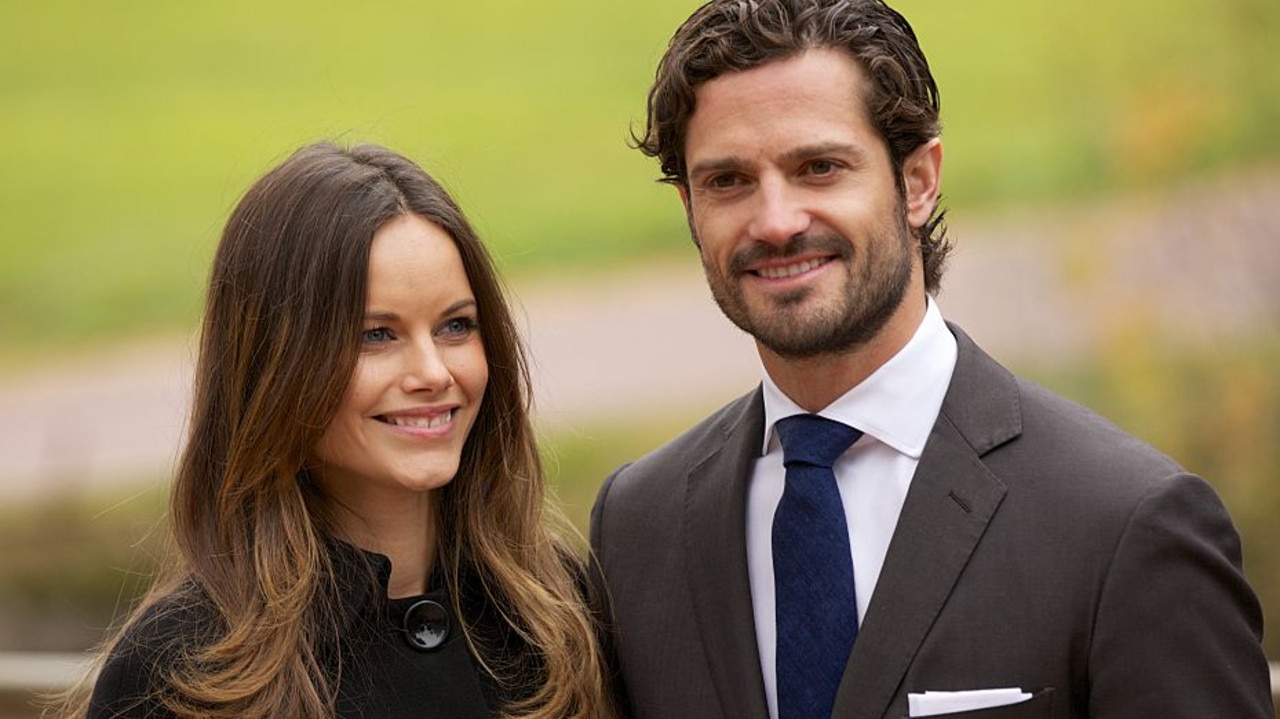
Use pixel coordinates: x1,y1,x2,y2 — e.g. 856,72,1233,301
402,599,450,651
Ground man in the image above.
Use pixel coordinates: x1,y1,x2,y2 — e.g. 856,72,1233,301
589,1,1272,717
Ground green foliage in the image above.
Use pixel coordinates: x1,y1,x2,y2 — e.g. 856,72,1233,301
906,0,1280,207
0,490,167,650
2,1,1278,360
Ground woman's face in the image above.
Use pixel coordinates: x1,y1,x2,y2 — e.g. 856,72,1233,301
313,213,488,508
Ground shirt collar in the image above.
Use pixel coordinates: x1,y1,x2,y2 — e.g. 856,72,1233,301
761,296,957,458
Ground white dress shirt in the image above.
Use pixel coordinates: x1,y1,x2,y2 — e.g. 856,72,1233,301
747,297,958,719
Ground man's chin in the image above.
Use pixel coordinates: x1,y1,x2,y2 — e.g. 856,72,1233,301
756,330,869,361
745,301,896,359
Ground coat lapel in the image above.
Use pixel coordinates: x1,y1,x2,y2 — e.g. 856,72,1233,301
832,325,1023,719
683,389,772,719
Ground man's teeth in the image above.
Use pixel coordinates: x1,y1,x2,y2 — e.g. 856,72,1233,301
758,258,825,279
385,412,451,429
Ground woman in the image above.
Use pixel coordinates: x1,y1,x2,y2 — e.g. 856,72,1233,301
63,142,615,718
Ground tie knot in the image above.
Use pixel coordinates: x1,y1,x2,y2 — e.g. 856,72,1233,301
775,414,861,469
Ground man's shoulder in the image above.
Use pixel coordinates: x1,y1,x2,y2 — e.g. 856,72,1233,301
599,388,761,501
947,324,1185,480
968,371,1198,524
1012,374,1185,476
944,325,1190,513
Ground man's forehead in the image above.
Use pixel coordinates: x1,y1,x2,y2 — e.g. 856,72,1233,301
682,50,881,168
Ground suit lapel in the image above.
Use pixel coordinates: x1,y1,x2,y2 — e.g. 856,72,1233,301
832,326,1023,719
683,389,772,719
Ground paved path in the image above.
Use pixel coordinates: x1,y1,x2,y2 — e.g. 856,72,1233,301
2,169,1277,504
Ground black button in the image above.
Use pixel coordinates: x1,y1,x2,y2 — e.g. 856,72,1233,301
402,599,450,651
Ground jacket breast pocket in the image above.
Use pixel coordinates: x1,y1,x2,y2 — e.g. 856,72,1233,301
907,687,1054,718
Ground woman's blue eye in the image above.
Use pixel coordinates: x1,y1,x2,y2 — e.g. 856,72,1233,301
362,327,393,344
441,317,478,338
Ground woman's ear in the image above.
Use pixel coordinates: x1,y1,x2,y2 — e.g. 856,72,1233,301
902,138,943,229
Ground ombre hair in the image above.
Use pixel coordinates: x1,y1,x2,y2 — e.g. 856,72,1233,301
57,142,614,718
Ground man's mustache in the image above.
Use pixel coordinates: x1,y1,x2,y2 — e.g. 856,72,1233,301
728,234,852,275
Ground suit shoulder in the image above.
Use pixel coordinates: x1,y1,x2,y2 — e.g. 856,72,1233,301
614,390,757,481
992,376,1194,514
945,327,1185,489
1015,377,1184,473
596,389,759,514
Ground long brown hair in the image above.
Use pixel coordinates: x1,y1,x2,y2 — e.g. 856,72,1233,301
59,141,614,718
635,0,952,292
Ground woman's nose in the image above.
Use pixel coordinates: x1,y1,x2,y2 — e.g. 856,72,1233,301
400,340,454,393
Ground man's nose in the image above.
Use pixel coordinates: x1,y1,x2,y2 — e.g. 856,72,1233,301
747,176,811,245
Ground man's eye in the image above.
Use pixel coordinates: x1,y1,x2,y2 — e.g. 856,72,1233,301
708,174,741,190
362,327,394,345
808,160,837,176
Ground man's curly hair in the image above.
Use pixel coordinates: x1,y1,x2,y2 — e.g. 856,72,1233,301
634,0,952,292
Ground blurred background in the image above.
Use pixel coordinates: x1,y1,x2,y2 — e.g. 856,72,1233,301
1,0,1277,715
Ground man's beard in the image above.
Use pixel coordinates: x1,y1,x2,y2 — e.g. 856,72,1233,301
700,212,915,360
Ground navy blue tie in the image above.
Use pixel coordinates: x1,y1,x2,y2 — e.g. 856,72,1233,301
773,414,862,719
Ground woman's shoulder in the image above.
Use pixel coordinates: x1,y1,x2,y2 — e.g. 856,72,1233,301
87,583,213,718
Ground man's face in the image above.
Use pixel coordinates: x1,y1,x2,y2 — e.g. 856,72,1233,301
680,48,927,359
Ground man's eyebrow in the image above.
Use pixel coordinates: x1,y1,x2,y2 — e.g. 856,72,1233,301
779,141,867,166
688,156,745,179
688,142,869,178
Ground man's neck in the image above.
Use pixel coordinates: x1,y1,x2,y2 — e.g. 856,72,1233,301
759,292,928,412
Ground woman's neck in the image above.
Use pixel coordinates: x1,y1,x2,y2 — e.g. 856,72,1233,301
332,490,438,599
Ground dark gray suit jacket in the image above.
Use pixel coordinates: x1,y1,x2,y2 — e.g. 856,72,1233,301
590,326,1271,718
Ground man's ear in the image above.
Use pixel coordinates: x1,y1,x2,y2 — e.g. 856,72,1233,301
902,138,942,230
675,182,700,248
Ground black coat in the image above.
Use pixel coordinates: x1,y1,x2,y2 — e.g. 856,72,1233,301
88,543,534,719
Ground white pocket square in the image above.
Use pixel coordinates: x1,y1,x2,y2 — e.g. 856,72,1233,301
908,687,1033,716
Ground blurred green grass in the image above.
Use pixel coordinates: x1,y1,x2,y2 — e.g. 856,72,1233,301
2,0,1278,362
